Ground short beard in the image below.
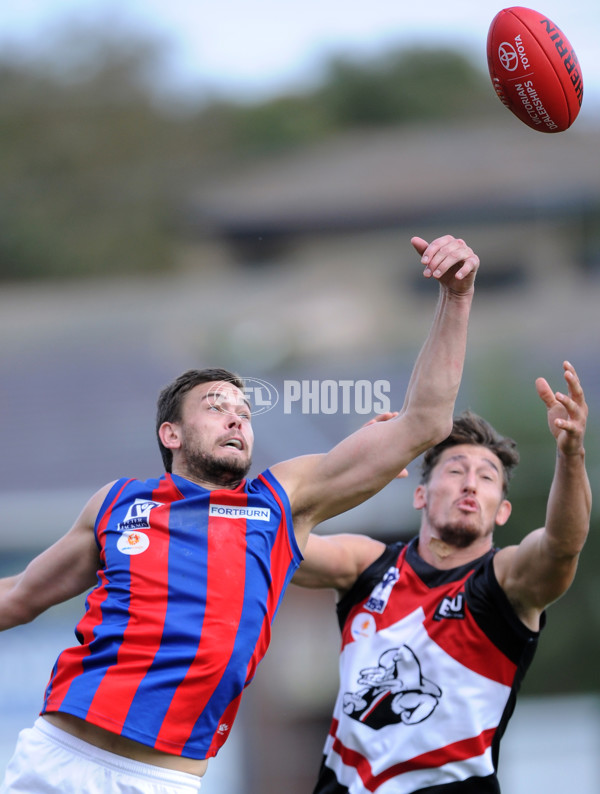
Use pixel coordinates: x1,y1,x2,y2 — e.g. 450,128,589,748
436,523,481,550
185,449,252,488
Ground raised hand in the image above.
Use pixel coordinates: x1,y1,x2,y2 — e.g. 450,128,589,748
535,361,588,457
411,235,480,295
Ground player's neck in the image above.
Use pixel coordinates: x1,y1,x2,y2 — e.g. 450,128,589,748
417,533,492,570
170,465,244,491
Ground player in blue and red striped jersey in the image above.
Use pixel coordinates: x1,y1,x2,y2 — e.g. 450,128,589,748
293,363,591,794
0,234,479,794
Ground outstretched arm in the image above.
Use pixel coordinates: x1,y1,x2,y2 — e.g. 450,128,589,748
293,413,406,592
293,533,387,593
273,234,479,550
0,484,112,630
495,361,591,629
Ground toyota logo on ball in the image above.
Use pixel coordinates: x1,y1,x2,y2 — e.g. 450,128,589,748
498,42,519,71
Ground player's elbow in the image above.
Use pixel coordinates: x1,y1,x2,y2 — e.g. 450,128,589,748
546,531,589,561
0,599,37,631
0,581,43,630
413,413,454,457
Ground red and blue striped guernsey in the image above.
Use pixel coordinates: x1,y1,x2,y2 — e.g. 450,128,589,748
42,469,301,759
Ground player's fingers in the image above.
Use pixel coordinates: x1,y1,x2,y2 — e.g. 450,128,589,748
411,237,429,257
363,411,399,428
555,416,579,435
555,390,577,414
556,390,587,426
562,365,588,424
431,252,480,282
452,254,480,281
563,362,584,400
420,235,459,266
416,235,456,271
426,238,479,279
535,377,556,408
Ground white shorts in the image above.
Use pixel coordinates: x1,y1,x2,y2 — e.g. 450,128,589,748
0,718,202,794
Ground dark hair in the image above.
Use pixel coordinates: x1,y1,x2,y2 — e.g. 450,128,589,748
156,367,245,472
420,410,519,496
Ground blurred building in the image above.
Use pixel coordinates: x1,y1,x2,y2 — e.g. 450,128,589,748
1,119,599,792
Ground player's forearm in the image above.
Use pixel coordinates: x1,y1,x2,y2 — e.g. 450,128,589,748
292,533,385,592
402,287,474,446
317,288,475,495
0,574,37,630
543,450,591,558
0,538,99,631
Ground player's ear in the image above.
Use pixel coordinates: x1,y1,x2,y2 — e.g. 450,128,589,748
159,422,182,451
413,484,426,510
495,499,512,527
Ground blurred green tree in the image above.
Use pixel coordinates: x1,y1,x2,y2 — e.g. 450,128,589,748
0,32,184,279
317,47,496,127
0,26,502,280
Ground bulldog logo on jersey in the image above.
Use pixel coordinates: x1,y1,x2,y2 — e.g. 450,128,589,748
118,499,164,531
343,644,442,729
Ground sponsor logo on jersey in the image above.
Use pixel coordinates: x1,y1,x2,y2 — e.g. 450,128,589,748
209,504,271,521
118,499,164,531
117,530,150,555
433,593,465,621
365,567,400,613
351,613,377,640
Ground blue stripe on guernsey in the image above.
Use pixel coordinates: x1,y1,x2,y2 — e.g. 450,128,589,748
183,471,300,755
121,477,211,742
43,478,149,717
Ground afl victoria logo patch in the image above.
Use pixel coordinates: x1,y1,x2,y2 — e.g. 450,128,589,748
117,530,150,555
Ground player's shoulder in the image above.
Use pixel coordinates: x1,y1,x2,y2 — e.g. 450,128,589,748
491,543,519,585
348,538,405,592
85,481,120,513
348,534,387,574
269,454,323,493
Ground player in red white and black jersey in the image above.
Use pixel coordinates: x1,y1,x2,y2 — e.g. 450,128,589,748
0,236,479,793
294,367,591,794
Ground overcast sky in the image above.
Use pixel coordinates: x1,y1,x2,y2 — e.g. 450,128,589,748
1,0,598,117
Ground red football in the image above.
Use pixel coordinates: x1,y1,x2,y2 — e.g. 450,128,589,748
487,6,583,132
